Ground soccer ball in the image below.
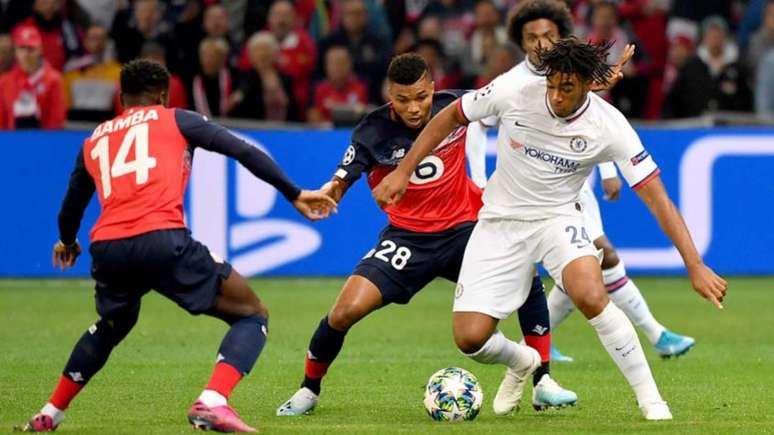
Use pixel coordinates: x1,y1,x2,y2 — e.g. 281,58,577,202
423,367,483,421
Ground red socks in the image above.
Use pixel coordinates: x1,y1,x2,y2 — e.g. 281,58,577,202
48,375,84,410
205,362,242,399
525,334,551,363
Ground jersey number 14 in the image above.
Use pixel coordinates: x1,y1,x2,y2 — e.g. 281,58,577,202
90,123,157,199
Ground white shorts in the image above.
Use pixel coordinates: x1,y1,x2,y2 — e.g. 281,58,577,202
454,215,599,320
579,181,605,241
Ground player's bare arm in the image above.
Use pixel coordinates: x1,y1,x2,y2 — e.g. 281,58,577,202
636,177,728,308
601,177,623,201
372,101,467,206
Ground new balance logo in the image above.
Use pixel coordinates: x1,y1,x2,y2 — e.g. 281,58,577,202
216,353,225,362
68,372,84,382
391,148,406,160
88,324,97,334
307,350,317,360
532,324,548,335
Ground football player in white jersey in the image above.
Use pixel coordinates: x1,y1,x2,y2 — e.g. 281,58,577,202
494,0,696,361
372,38,727,420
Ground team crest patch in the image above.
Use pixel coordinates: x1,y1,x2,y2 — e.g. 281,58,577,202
455,283,464,299
342,145,356,165
630,150,650,165
569,136,588,152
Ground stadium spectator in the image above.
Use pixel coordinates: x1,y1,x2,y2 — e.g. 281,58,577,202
178,4,240,85
308,45,368,123
266,0,316,112
14,0,83,71
696,16,753,112
588,1,650,118
662,35,712,118
317,0,391,104
111,0,178,68
230,31,299,122
462,0,507,77
738,0,767,50
414,38,461,89
667,0,733,42
746,0,774,74
191,37,233,118
0,26,65,129
618,0,669,119
419,0,475,62
755,49,774,117
75,0,118,29
137,41,188,109
63,24,120,122
473,42,520,88
0,34,14,74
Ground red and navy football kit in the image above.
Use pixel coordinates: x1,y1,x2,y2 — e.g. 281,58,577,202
334,90,487,303
57,106,301,318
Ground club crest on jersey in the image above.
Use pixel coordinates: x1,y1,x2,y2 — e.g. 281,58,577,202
342,145,356,165
569,136,588,152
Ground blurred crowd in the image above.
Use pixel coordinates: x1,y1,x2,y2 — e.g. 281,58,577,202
1,0,773,129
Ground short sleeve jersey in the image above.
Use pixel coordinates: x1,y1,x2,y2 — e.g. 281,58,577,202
458,70,659,220
335,90,483,232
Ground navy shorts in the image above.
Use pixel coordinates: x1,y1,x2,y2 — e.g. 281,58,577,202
353,222,474,305
89,229,232,319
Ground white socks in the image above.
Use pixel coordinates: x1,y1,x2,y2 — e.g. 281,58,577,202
547,286,576,330
198,389,228,408
465,330,535,372
589,302,663,406
40,403,65,426
604,261,666,345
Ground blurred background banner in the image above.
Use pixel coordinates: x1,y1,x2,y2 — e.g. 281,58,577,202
1,127,772,277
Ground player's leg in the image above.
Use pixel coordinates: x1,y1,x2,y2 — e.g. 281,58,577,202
597,237,695,357
542,217,670,420
452,219,541,416
21,238,144,432
545,286,576,361
560,257,670,420
276,275,383,416
279,226,436,416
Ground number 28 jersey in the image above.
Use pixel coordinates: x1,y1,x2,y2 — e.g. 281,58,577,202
334,91,483,233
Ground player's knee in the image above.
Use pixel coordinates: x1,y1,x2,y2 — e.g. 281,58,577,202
571,285,608,318
252,300,269,319
452,323,489,354
103,309,139,344
328,302,367,330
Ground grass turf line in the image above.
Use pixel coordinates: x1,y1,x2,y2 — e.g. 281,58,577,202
1,277,773,434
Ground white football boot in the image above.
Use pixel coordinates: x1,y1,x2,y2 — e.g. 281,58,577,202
532,374,578,410
276,387,319,416
492,347,541,415
640,400,673,420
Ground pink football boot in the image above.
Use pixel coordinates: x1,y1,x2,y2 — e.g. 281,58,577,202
187,401,256,433
16,414,58,432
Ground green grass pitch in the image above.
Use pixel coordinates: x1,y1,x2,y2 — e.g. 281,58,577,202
1,277,773,434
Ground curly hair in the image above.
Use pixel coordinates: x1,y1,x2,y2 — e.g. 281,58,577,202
387,53,430,85
120,59,170,97
506,0,573,48
536,37,614,86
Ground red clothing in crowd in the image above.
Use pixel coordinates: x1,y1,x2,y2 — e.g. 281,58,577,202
313,77,367,121
275,30,317,111
15,18,68,71
0,64,66,129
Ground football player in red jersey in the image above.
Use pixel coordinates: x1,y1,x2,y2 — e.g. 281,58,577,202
19,59,336,433
276,53,577,417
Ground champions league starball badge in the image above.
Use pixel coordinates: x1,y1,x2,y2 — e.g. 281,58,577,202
569,136,588,152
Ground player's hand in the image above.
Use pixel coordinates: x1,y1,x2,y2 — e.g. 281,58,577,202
52,240,81,271
590,44,635,91
372,170,410,207
602,176,622,201
687,263,728,309
292,189,338,221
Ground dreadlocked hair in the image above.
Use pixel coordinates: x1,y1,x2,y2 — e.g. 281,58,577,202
535,37,614,86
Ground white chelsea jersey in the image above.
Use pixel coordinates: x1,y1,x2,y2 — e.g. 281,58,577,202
458,69,659,220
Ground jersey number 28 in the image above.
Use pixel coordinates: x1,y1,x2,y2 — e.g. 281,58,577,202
90,123,157,199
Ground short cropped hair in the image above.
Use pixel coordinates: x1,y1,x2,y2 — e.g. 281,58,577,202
120,58,170,96
387,53,429,85
536,37,613,85
507,0,573,48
